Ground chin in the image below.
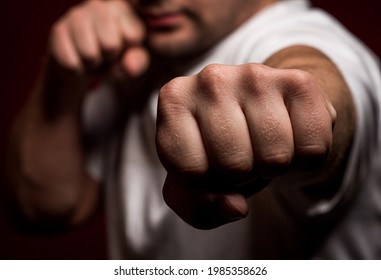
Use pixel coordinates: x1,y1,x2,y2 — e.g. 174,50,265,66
147,32,206,59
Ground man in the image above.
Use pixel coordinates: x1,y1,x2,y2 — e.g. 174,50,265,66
7,0,381,259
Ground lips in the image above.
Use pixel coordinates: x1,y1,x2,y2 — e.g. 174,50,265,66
140,9,185,29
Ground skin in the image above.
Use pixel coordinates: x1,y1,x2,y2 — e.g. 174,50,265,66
158,48,353,229
129,0,272,57
7,0,355,231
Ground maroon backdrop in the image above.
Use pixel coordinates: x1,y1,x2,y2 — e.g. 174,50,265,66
0,0,380,259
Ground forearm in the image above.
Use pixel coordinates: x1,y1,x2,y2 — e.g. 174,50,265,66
7,64,99,225
264,46,356,211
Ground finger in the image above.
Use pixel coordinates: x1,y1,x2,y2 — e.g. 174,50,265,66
50,21,83,72
156,76,209,176
243,91,294,178
163,174,249,230
92,6,124,61
193,65,254,179
285,71,334,166
116,0,146,44
120,46,150,77
196,101,255,178
68,8,101,67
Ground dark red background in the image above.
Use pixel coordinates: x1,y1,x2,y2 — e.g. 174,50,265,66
1,0,380,259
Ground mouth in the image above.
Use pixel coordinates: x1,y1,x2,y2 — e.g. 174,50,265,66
139,9,186,30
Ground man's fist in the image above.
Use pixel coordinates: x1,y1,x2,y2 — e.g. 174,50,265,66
156,63,336,229
49,0,149,78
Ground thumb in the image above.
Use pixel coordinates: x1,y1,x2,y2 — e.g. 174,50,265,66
163,173,249,230
120,46,150,77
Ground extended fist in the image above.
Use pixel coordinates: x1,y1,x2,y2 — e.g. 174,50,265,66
49,0,149,78
156,63,336,229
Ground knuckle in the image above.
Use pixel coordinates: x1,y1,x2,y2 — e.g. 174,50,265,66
258,152,293,174
239,63,275,101
288,69,316,95
243,63,263,84
159,78,191,112
296,142,331,169
156,132,208,175
243,63,266,84
86,0,104,11
81,48,101,64
259,152,292,168
199,64,224,80
67,6,84,22
198,64,223,84
197,64,226,100
161,76,187,97
113,0,131,11
215,151,253,175
290,69,314,84
101,39,122,55
179,155,209,175
297,144,330,159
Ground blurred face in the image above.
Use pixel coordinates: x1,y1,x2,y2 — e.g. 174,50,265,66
129,0,270,58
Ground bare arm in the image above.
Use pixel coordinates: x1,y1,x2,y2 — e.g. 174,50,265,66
7,0,149,226
265,46,355,170
7,64,99,226
264,46,356,216
156,45,355,229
